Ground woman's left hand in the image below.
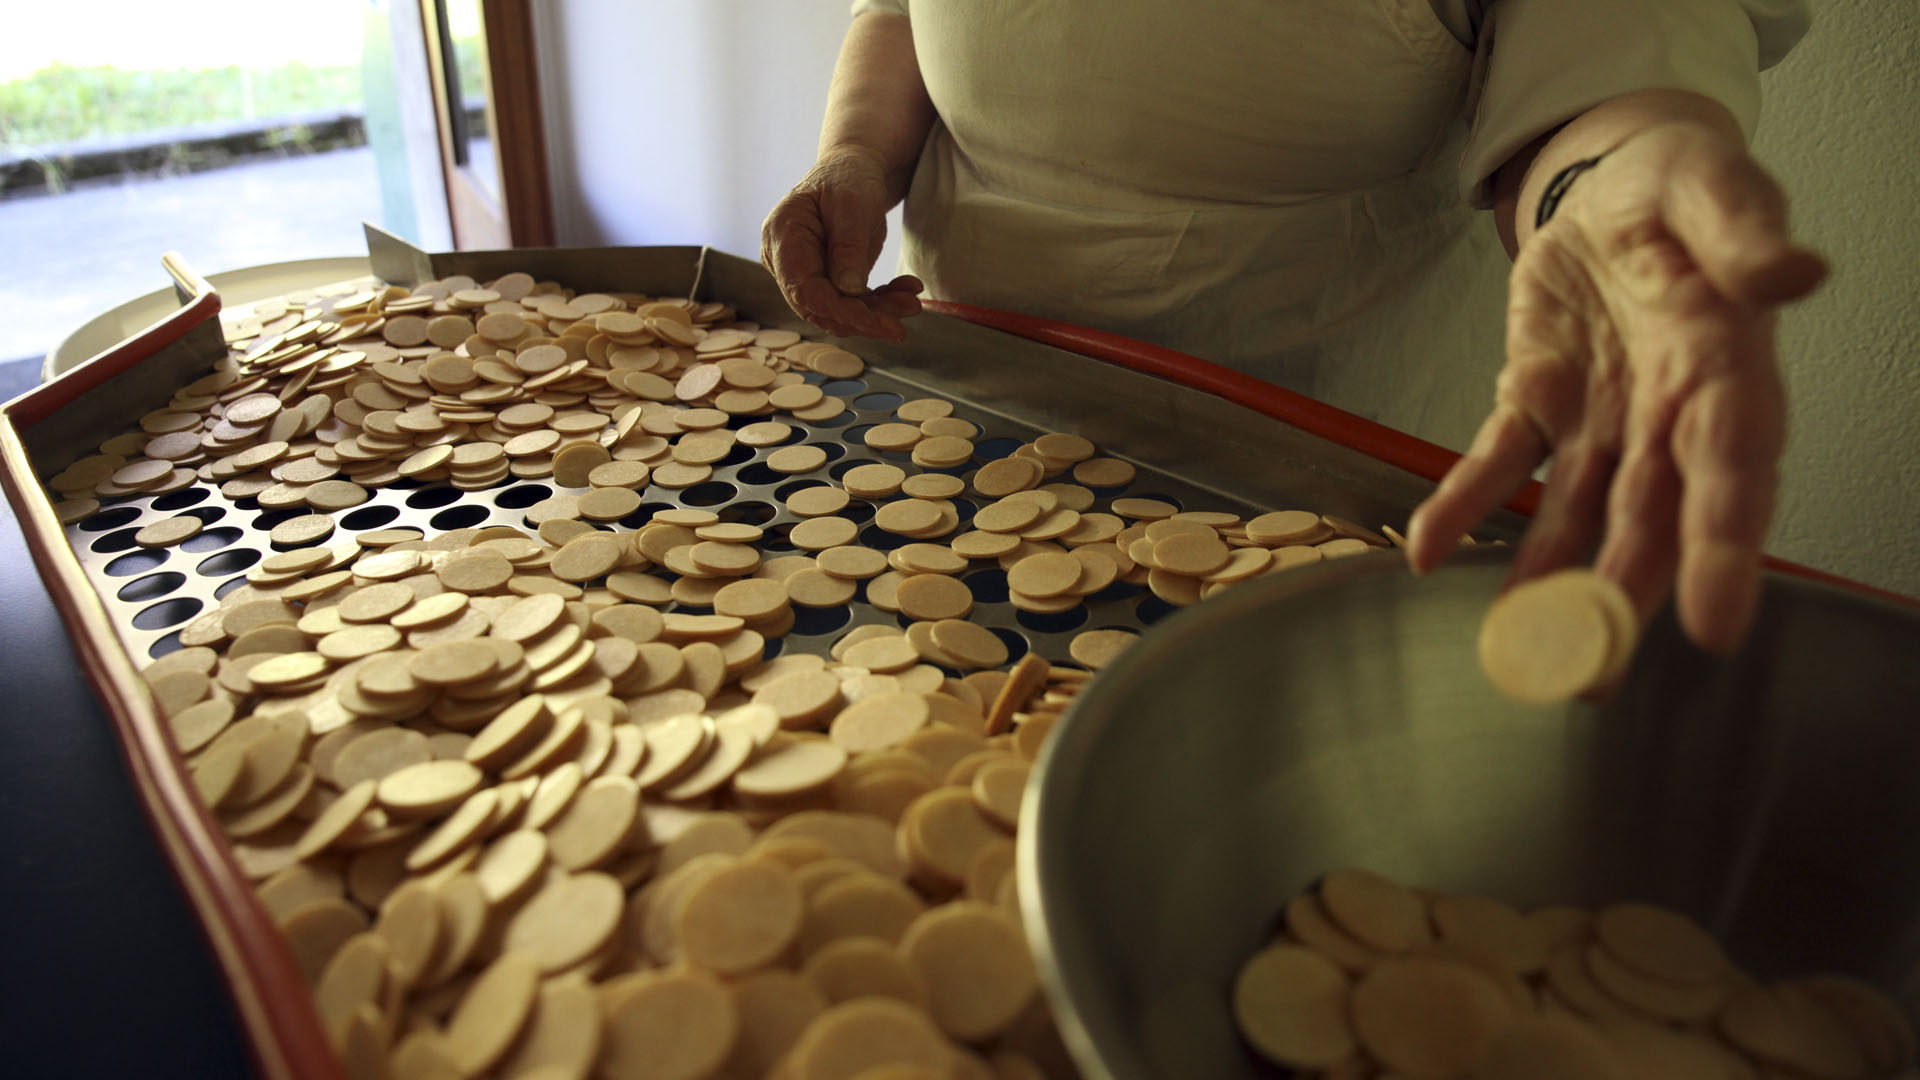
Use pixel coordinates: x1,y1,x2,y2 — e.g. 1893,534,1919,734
1406,121,1827,654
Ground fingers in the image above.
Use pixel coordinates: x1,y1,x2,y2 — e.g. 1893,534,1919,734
1405,403,1551,574
1505,438,1619,588
1669,367,1785,655
1664,140,1828,308
762,195,908,341
1593,433,1682,624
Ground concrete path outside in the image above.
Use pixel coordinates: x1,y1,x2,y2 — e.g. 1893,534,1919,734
0,146,384,368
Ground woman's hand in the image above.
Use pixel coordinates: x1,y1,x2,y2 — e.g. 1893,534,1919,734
1407,121,1827,654
761,146,924,342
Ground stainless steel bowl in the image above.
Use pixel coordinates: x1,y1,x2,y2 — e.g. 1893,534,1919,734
1019,548,1920,1080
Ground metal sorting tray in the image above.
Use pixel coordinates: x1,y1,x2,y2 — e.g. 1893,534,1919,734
0,228,1531,1080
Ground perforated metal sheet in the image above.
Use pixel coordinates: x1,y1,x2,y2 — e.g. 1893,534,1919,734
64,362,1274,672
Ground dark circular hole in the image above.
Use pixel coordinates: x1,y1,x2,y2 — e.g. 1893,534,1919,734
406,485,463,509
856,524,913,552
821,379,868,398
826,459,872,481
791,605,853,636
758,532,799,555
761,635,784,660
132,596,202,631
250,507,304,530
341,504,402,530
841,424,875,447
774,479,833,503
1016,605,1090,634
79,506,142,532
147,630,186,660
680,481,740,507
105,549,169,577
840,501,875,525
214,575,252,601
1088,581,1144,603
734,464,784,487
182,505,226,525
495,484,553,509
196,548,262,577
721,501,778,526
1135,595,1179,626
973,437,1022,461
181,526,243,553
720,444,758,468
118,571,187,603
630,502,679,525
90,527,143,554
806,442,848,464
989,626,1030,663
949,497,979,525
802,371,829,385
853,391,904,413
150,488,209,511
429,504,490,530
963,569,1010,605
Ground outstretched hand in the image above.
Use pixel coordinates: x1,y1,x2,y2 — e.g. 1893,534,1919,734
1407,122,1827,654
761,146,924,342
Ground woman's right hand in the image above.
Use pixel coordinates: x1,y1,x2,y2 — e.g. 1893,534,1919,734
761,146,924,342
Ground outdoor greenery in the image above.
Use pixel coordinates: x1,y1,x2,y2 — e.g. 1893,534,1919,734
0,38,485,148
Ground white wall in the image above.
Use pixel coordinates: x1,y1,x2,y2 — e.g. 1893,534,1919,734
1749,10,1920,597
534,2,1918,597
531,0,901,273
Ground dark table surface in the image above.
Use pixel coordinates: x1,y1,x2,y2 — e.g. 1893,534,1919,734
0,493,255,1076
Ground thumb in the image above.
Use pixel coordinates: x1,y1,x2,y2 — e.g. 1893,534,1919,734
821,186,882,296
1665,140,1827,307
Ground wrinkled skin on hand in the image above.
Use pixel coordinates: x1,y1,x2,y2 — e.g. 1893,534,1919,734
761,146,924,342
1408,122,1828,655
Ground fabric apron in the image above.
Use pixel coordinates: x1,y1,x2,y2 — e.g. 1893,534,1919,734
894,0,1513,452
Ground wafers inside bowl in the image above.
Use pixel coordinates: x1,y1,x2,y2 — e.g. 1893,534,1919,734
1021,549,1920,1079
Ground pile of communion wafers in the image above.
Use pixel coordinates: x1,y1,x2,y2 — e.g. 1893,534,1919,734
1234,867,1918,1079
46,269,1415,1080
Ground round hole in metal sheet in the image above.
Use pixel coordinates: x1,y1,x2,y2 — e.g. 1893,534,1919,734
840,424,875,448
719,444,758,469
801,371,829,385
1015,605,1089,634
132,596,202,632
720,501,778,526
856,524,912,552
182,505,227,525
948,498,979,526
150,487,210,512
214,575,252,601
791,604,853,637
251,507,304,531
341,504,402,531
90,526,143,554
406,485,463,510
631,503,679,526
105,549,169,577
1134,595,1179,626
118,571,187,603
853,391,904,413
79,506,143,532
962,569,1010,605
180,526,244,553
734,464,784,488
147,630,186,660
680,481,739,508
495,484,552,510
760,636,784,661
840,501,875,525
821,379,868,398
196,548,262,578
774,479,833,503
973,437,1022,462
1088,581,1144,603
429,504,490,531
989,626,1030,663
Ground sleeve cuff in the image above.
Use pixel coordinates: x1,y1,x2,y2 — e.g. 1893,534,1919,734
1458,0,1810,207
851,0,909,16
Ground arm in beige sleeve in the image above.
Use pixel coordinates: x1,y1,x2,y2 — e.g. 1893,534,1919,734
1464,0,1811,254
820,10,936,206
